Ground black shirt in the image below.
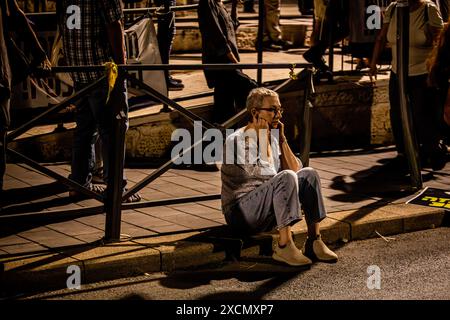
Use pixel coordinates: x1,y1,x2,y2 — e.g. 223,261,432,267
198,0,240,88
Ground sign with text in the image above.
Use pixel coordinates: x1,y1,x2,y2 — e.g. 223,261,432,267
406,187,450,210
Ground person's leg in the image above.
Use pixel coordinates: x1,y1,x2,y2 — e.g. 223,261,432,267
156,0,183,90
263,0,282,43
92,79,129,188
227,170,311,265
243,0,255,13
213,73,236,124
409,75,446,169
296,167,326,231
71,86,97,187
296,167,338,262
0,127,6,192
228,170,301,234
389,71,405,156
232,70,258,113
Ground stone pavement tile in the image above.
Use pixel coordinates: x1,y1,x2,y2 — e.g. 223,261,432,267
0,242,49,255
121,210,173,228
175,170,219,180
136,206,185,218
15,171,55,185
47,221,102,237
203,213,226,221
44,165,71,176
75,214,105,229
198,199,222,210
124,171,151,183
308,162,342,173
336,163,373,172
161,213,222,229
19,229,85,248
201,179,222,187
73,232,105,244
315,170,341,181
191,185,222,194
2,178,30,189
134,168,160,176
310,157,348,165
161,176,216,188
76,198,103,208
120,222,158,237
138,189,172,201
326,168,359,176
168,203,222,215
5,164,31,176
213,216,226,224
17,226,53,234
332,156,380,167
426,181,450,190
131,231,200,246
329,199,380,212
0,235,30,246
148,224,191,234
150,184,205,197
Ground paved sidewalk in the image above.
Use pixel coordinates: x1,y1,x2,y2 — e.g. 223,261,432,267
1,147,449,296
1,2,449,295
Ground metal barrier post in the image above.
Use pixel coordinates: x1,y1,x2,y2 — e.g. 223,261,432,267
257,0,264,85
104,76,128,242
397,0,422,189
299,68,315,166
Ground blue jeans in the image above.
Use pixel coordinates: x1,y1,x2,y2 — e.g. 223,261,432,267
224,167,327,235
71,79,129,188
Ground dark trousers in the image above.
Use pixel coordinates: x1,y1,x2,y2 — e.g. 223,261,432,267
212,70,258,124
437,0,449,21
155,0,176,80
389,72,442,157
71,79,129,187
0,127,5,191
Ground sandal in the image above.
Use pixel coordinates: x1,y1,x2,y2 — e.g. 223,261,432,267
123,190,142,203
69,184,105,200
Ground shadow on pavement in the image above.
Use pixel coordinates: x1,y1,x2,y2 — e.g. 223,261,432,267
0,182,67,207
159,264,303,300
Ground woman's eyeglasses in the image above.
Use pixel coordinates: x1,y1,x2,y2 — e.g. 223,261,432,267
258,107,284,115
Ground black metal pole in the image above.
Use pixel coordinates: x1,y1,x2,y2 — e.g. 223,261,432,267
104,77,128,242
257,0,265,85
299,68,315,166
397,0,422,189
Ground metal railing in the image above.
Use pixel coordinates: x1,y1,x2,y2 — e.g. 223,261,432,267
5,62,315,242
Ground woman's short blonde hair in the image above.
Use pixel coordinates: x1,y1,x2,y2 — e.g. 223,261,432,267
246,87,278,114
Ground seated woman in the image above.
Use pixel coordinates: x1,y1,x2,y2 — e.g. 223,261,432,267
221,88,338,267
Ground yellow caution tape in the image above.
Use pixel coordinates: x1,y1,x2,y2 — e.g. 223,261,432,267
104,61,118,104
289,64,298,80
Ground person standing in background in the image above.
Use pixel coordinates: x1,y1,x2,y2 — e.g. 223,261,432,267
154,0,184,90
370,0,445,170
198,0,258,124
0,0,50,194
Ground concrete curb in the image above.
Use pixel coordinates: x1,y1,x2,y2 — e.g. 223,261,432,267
0,203,448,297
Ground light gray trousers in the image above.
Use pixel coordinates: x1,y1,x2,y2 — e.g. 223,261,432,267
224,167,327,235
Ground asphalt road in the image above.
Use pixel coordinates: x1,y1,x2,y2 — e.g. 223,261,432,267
24,228,450,300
